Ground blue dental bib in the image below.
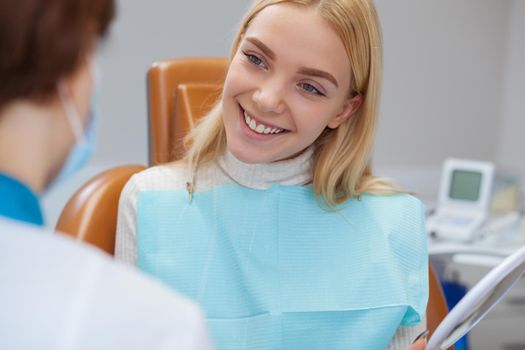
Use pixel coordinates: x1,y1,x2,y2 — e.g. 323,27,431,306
137,184,428,349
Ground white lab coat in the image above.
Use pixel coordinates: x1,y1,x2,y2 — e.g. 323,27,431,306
0,217,213,350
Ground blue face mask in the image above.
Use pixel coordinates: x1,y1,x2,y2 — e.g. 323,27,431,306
47,69,99,190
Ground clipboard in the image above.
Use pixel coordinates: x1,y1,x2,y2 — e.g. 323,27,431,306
427,246,525,349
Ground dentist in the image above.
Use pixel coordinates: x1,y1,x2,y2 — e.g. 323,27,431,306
0,0,212,348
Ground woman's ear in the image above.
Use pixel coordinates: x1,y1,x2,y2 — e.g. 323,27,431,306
327,94,363,129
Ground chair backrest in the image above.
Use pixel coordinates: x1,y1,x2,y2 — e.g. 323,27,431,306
428,264,452,349
147,57,228,165
56,164,146,254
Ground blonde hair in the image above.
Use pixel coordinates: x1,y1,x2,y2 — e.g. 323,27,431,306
183,0,399,206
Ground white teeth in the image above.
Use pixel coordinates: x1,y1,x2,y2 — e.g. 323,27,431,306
243,110,284,135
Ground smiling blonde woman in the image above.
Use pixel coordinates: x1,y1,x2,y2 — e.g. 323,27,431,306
116,1,429,349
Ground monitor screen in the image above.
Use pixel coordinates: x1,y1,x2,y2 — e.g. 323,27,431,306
449,170,482,201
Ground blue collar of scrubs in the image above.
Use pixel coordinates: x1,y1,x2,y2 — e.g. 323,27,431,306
0,172,44,226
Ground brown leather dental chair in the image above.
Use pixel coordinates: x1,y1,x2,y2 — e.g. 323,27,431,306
148,57,228,165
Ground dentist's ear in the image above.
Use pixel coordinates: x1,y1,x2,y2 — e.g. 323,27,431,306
57,57,94,123
327,94,363,129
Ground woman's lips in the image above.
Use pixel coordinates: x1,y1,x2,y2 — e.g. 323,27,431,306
238,104,289,139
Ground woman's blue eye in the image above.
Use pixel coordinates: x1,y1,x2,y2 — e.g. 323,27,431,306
244,52,264,67
300,83,324,96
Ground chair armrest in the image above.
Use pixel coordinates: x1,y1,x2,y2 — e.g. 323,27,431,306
56,164,146,255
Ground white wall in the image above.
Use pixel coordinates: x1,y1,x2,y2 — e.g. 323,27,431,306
374,0,511,198
497,1,525,176
44,1,524,225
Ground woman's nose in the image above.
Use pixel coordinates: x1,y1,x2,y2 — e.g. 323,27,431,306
252,80,286,114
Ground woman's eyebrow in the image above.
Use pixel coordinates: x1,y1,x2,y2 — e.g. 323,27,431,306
245,37,275,60
298,67,339,87
244,36,338,88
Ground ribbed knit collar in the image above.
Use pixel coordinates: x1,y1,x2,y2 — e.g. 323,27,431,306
217,147,314,190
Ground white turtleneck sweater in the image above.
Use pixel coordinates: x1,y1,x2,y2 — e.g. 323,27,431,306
115,148,426,349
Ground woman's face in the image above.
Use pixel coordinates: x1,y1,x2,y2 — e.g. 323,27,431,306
222,3,360,164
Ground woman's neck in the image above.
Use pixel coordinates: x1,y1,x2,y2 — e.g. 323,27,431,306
0,101,70,193
217,146,314,190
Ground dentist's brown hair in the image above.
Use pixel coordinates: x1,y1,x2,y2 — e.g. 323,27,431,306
0,0,115,111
